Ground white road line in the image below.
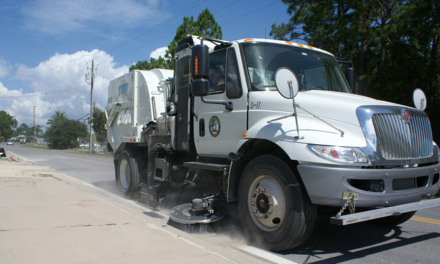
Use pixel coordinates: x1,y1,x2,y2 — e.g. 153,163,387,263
237,245,299,264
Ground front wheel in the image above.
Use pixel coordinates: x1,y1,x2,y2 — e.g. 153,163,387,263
238,154,317,251
116,148,144,197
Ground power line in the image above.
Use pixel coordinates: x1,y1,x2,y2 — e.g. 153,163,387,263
0,2,210,101
105,0,207,55
112,0,242,59
0,84,88,99
2,0,273,106
221,0,279,27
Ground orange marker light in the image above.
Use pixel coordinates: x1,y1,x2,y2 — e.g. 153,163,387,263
132,104,134,110
194,56,198,75
244,39,253,42
307,45,314,49
285,41,293,45
297,43,304,47
242,132,248,137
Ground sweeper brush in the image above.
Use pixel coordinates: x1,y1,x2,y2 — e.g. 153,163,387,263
167,195,225,233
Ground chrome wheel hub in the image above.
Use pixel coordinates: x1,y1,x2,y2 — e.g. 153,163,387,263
119,159,130,189
248,176,286,231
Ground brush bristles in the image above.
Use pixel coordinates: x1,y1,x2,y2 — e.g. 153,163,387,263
167,218,211,233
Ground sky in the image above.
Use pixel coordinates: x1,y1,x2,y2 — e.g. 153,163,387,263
0,0,293,131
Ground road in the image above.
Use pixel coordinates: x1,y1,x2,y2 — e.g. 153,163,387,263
3,144,440,264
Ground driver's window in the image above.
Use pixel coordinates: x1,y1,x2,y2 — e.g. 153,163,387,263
303,66,327,90
208,50,226,93
226,48,242,98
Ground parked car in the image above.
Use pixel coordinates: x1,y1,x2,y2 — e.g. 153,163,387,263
7,139,13,146
80,142,89,149
20,139,26,144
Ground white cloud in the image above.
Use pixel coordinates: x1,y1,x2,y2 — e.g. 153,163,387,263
0,59,11,78
149,47,168,60
0,50,128,129
21,0,169,35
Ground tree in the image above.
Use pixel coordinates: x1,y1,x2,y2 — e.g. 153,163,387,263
129,56,173,71
47,111,67,125
90,106,107,145
45,112,87,149
165,8,222,59
130,8,222,72
29,125,44,137
272,0,440,143
16,123,30,137
0,111,14,141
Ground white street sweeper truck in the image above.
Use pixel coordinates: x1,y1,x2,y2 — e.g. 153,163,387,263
106,36,440,251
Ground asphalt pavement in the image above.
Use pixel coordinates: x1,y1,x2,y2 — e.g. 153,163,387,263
1,144,440,264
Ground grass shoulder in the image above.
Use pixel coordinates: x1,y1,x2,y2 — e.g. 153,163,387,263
67,150,113,159
20,145,51,150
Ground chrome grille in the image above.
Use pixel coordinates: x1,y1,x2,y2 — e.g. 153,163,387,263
372,113,433,159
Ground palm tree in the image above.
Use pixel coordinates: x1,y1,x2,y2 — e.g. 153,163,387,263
47,111,67,125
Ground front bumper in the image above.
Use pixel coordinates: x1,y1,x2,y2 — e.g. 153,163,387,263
297,163,440,207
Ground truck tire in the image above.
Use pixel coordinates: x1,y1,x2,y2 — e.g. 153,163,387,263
116,148,144,198
369,211,416,227
238,154,317,251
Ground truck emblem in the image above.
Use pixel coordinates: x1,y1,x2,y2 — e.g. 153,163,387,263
401,108,411,123
209,116,221,137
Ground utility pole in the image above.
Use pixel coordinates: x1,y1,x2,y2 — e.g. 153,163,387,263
85,60,96,154
33,106,36,146
12,116,15,139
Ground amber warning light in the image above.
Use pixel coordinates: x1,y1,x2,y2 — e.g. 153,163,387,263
194,56,198,76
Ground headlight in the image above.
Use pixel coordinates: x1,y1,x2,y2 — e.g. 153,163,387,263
308,145,370,164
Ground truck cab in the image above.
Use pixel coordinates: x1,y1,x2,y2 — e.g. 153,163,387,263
106,35,440,251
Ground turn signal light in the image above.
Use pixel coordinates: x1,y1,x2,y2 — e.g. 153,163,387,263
242,132,247,137
194,56,198,75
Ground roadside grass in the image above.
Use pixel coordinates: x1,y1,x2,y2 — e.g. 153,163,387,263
68,151,113,159
19,145,113,159
20,145,51,150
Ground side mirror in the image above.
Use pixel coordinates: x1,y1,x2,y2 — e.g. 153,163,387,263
345,68,355,93
191,45,209,79
413,88,427,111
191,44,209,97
274,67,299,98
192,79,210,96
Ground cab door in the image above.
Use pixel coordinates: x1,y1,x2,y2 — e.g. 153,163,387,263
193,46,247,157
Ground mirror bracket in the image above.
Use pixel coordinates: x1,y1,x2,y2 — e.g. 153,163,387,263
201,97,233,111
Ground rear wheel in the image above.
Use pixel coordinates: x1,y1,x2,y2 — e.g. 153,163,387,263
116,148,145,197
238,154,317,251
369,211,416,227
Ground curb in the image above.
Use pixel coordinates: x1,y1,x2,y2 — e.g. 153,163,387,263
0,150,35,164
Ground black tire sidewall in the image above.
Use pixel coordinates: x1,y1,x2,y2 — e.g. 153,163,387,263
116,149,141,197
238,154,306,251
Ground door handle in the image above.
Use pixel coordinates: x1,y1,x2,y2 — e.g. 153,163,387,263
199,118,205,137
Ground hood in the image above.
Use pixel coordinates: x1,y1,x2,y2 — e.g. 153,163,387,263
295,90,402,126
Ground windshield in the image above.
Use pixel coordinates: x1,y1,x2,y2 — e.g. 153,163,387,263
242,43,351,93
